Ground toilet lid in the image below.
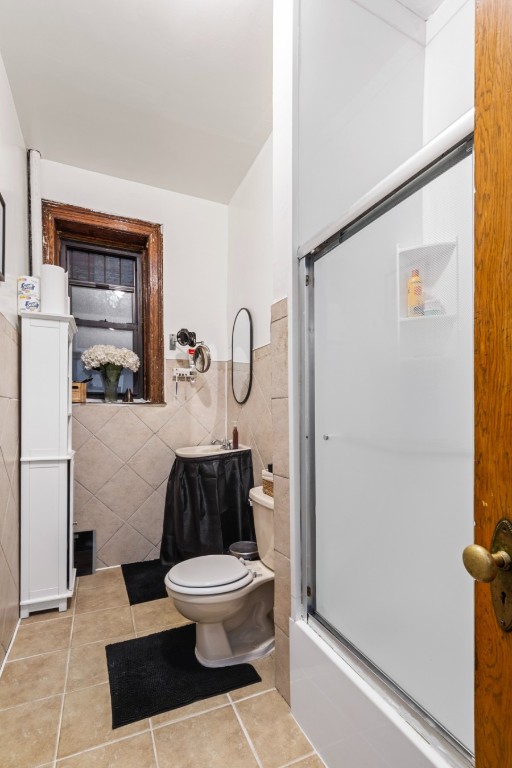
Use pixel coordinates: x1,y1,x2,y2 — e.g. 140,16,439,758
168,554,253,594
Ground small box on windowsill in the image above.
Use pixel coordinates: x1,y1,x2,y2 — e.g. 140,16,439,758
72,382,87,403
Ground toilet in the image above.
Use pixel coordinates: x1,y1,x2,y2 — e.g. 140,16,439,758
165,486,274,668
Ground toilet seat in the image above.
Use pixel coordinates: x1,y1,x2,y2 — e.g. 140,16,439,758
166,554,254,596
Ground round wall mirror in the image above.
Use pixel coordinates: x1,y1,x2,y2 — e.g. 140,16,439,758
232,308,253,404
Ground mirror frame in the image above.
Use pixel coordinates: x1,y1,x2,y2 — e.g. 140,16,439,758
231,307,253,404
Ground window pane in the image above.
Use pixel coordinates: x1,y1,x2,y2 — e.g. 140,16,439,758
120,258,135,287
105,256,121,285
94,254,105,283
68,250,90,281
71,286,134,324
73,326,135,395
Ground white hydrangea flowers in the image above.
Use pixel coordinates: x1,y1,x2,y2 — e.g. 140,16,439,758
81,345,140,372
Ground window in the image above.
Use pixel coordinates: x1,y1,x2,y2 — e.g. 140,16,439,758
42,200,164,403
61,241,144,398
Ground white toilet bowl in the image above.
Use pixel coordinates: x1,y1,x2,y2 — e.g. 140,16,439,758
165,485,275,668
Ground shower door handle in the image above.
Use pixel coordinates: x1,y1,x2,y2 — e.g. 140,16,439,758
462,519,512,630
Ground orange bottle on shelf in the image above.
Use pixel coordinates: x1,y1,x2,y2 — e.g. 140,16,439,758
407,268,424,317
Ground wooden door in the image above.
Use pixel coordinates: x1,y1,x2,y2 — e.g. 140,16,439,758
474,0,512,765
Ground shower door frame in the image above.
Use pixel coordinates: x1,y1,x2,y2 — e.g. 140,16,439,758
298,114,475,764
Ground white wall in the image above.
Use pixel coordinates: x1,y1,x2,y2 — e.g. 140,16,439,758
296,0,475,251
227,136,273,350
297,0,425,247
0,49,28,325
40,160,229,360
273,0,297,303
423,0,474,143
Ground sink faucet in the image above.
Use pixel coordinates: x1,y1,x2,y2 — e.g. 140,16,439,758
211,437,232,449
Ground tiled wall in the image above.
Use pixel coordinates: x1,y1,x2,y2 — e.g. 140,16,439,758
228,307,290,704
74,347,276,568
270,298,291,704
227,344,273,480
0,314,20,666
72,361,227,567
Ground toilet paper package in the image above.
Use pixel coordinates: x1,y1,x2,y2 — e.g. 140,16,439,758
18,276,40,296
17,275,41,313
18,295,41,313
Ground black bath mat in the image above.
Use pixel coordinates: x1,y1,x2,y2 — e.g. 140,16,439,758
121,559,168,605
106,623,261,728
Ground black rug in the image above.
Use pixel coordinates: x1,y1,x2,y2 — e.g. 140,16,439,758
106,623,261,728
121,559,168,605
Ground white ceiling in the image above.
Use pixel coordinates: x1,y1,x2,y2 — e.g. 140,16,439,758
0,0,273,203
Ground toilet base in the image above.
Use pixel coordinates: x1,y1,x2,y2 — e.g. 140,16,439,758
195,636,275,668
166,560,275,669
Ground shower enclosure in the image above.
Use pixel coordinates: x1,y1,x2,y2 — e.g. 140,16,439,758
299,135,474,759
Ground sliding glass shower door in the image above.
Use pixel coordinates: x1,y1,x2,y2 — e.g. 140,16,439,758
308,147,474,751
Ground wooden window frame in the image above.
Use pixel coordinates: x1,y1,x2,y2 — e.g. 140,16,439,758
42,200,164,403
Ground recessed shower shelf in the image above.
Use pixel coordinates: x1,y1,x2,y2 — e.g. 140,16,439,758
397,240,458,322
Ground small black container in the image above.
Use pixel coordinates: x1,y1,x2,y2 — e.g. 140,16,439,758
74,530,96,576
229,540,259,560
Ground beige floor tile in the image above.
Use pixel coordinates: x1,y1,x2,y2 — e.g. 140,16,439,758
72,606,134,647
293,755,327,767
0,650,68,709
67,634,135,692
78,567,124,592
131,597,189,633
75,581,129,614
58,682,149,758
229,652,275,701
235,690,313,768
0,695,62,768
150,693,230,727
153,705,259,768
9,616,73,660
56,732,157,767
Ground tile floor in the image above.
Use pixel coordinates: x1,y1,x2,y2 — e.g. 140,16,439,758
0,566,324,768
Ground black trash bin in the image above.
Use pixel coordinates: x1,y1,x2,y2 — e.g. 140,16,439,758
74,530,96,576
229,541,259,560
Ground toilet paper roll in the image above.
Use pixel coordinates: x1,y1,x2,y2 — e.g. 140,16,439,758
63,270,69,313
40,263,67,315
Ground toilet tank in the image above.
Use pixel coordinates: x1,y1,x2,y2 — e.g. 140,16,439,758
249,486,274,571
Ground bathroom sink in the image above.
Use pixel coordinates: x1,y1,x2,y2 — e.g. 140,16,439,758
176,444,250,459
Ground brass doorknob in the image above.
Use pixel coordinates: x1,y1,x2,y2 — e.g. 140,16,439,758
462,544,512,582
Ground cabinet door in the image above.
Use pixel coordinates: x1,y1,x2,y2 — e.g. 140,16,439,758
21,461,69,601
22,318,69,458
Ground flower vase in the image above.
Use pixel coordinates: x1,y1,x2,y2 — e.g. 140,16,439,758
100,364,123,403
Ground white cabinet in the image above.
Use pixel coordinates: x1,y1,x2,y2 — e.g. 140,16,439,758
20,312,77,617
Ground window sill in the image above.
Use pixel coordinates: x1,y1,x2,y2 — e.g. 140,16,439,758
75,398,162,405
